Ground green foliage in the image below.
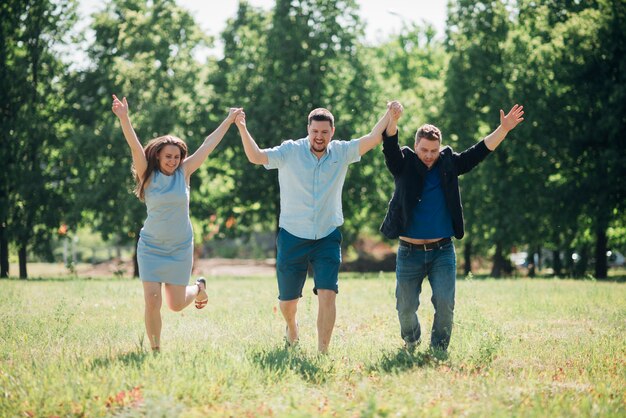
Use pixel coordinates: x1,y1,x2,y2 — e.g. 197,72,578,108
444,0,522,275
512,0,626,276
441,0,626,277
204,0,391,245
194,2,273,239
4,0,625,279
68,0,212,251
365,23,448,243
0,0,78,277
0,276,624,416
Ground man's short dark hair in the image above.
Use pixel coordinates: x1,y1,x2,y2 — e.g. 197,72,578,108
415,124,442,142
308,108,335,128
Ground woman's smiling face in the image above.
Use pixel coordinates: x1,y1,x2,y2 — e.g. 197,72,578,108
158,144,181,175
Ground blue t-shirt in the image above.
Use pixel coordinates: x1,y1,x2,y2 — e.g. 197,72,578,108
402,165,454,239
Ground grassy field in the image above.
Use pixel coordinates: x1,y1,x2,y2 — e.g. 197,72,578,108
0,274,624,417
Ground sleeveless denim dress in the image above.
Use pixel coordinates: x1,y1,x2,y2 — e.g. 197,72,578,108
137,168,193,285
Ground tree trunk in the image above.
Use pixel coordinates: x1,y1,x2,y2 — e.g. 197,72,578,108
490,242,511,278
527,248,536,278
552,249,562,277
565,249,574,277
133,230,140,278
0,224,8,278
594,228,608,279
18,243,27,279
463,240,472,276
536,246,542,271
574,247,589,278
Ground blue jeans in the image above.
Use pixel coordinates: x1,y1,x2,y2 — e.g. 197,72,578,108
395,240,456,350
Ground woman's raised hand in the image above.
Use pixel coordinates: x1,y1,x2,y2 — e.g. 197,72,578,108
111,94,129,119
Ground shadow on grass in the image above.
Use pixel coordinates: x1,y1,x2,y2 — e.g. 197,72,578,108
89,349,150,370
368,348,448,374
248,345,332,384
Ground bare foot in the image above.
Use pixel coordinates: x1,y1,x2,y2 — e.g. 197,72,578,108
285,322,299,347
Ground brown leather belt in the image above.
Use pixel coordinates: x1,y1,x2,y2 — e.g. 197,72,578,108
399,237,452,251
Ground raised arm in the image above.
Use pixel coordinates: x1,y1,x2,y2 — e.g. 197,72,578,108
484,104,525,151
183,107,242,177
385,100,403,135
358,106,392,156
235,111,269,165
112,95,147,179
382,100,405,176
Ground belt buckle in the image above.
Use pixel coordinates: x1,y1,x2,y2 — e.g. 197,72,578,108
423,243,433,251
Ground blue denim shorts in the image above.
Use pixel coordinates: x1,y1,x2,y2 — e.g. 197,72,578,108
276,228,342,301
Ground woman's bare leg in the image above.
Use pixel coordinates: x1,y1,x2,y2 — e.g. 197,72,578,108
164,281,205,311
142,281,162,351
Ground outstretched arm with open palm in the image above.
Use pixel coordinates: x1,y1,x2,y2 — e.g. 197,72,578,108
111,94,147,178
484,104,525,151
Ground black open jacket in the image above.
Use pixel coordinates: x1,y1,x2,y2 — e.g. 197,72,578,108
380,130,491,240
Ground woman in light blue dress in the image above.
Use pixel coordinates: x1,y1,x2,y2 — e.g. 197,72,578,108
112,94,241,352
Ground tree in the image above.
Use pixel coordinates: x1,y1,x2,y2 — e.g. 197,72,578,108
69,0,211,276
0,0,77,278
515,0,626,278
206,0,387,248
366,22,448,245
444,0,524,277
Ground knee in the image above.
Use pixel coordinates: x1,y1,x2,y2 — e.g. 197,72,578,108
145,293,162,311
166,300,184,312
317,289,336,306
279,299,298,313
432,295,455,313
396,293,420,313
317,289,336,298
397,302,418,318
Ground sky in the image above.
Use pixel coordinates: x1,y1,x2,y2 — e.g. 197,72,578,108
77,0,448,58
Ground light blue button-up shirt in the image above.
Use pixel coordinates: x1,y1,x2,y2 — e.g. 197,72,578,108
264,137,361,240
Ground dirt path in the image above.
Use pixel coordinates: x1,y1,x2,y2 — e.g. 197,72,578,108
71,258,276,278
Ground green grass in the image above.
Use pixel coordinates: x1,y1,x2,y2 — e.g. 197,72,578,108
1,274,624,417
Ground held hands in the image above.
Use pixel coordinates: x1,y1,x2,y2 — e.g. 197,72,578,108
227,107,244,124
234,111,246,129
384,100,402,135
111,94,129,119
387,100,403,121
500,104,524,132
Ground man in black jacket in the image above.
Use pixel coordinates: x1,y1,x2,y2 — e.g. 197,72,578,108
381,101,524,352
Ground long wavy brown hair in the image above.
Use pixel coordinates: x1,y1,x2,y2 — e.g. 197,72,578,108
134,135,188,201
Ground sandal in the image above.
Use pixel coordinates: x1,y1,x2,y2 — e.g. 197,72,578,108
194,277,208,309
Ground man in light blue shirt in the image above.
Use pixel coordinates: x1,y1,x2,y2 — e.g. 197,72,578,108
235,106,390,353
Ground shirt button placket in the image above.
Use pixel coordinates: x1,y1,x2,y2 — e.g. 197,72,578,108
313,160,321,239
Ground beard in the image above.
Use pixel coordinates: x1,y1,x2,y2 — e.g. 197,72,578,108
310,138,328,153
